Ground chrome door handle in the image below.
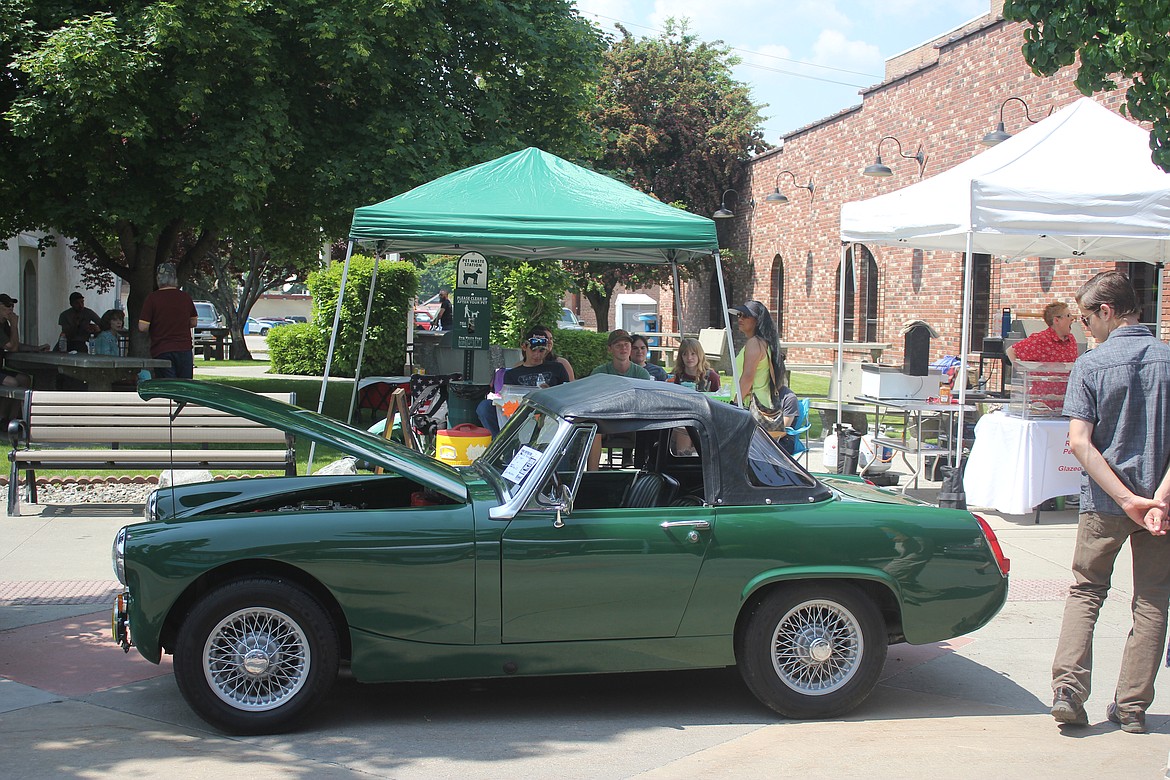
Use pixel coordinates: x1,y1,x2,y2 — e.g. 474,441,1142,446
660,520,711,531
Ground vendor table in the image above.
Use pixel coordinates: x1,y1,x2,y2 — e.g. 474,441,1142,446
3,351,170,392
855,395,977,491
963,412,1082,518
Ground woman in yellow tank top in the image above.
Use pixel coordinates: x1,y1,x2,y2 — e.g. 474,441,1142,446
730,300,783,407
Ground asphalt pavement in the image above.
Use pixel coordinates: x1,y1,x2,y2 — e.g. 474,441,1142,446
2,436,1169,777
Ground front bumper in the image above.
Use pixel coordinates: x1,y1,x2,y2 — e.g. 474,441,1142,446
111,591,133,653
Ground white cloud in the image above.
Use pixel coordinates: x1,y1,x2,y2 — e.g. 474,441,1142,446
810,29,884,74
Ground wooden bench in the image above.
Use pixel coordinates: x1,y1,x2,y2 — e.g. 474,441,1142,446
6,389,296,515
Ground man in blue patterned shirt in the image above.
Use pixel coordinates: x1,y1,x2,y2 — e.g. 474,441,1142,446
1050,271,1170,734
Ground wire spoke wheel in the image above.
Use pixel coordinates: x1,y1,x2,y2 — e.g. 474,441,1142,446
204,607,310,711
738,583,886,719
175,579,339,734
771,599,862,695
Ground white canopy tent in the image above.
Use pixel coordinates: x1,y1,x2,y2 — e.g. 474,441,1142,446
839,97,1170,457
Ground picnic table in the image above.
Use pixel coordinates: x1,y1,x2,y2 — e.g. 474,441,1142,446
3,351,171,392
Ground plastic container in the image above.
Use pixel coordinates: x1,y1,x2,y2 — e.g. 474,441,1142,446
435,423,492,466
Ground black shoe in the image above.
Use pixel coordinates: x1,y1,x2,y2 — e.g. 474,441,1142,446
1051,687,1088,726
1106,701,1147,733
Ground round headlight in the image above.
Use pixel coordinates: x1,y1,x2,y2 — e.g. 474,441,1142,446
112,526,127,585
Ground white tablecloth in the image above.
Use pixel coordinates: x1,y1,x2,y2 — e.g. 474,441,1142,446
964,413,1083,515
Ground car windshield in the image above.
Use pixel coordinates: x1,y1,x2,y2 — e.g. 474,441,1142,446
477,405,565,500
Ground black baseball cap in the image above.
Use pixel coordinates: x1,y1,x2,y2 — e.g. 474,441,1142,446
0,293,16,306
729,301,765,319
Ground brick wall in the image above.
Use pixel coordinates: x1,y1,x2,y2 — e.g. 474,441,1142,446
706,13,1158,370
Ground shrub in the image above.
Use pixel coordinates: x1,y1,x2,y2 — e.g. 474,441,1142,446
308,255,419,376
551,328,610,379
267,323,326,375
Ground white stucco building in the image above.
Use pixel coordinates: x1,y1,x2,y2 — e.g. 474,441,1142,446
2,231,120,348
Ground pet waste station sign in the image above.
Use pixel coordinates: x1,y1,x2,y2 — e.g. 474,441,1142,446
453,252,490,350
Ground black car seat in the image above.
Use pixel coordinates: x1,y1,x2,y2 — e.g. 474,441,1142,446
621,471,679,508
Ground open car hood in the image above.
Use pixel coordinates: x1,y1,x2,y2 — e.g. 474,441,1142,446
138,379,467,502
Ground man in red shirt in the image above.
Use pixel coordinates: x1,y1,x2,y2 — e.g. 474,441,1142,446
1006,301,1079,412
137,263,198,379
1006,301,1079,363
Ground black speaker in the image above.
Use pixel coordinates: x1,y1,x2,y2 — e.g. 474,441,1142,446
904,324,932,376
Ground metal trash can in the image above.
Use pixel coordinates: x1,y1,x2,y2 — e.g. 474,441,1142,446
446,382,490,427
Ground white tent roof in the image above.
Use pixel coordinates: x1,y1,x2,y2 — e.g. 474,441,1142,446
840,98,1170,263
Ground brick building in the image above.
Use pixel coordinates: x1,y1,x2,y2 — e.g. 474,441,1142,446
668,0,1161,373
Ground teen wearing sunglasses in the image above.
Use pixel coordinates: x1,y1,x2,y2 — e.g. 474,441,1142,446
502,327,571,388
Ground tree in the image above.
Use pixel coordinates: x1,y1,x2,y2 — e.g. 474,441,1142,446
0,1,604,355
185,237,320,360
574,20,770,329
1003,0,1170,171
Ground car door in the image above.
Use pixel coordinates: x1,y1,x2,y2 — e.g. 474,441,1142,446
499,427,715,643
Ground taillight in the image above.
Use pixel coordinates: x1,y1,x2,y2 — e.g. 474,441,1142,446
973,513,1010,576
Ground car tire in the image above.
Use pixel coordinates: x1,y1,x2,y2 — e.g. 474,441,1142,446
173,577,339,735
737,582,887,719
259,326,269,335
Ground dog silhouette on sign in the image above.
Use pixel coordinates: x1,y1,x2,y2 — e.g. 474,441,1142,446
461,268,482,286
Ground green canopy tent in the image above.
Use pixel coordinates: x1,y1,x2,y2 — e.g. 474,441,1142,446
313,148,736,468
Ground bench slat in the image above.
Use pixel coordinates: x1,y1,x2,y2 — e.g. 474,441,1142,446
13,449,291,464
28,415,274,427
26,428,288,444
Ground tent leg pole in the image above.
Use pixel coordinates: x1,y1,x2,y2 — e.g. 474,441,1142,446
714,252,741,404
955,232,976,463
347,253,380,424
836,243,847,431
309,240,354,474
1157,262,1166,340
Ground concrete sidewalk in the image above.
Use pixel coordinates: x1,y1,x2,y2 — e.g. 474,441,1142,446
2,499,1169,778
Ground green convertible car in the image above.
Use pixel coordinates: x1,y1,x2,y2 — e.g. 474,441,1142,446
111,374,1009,735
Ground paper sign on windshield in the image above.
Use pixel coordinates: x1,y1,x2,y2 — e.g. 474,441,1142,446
501,445,542,484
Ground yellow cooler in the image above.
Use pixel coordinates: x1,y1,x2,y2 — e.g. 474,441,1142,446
435,424,492,466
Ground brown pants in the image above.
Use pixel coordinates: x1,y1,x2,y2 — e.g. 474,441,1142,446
1051,512,1170,715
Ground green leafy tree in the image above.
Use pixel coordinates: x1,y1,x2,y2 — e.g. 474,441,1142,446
574,20,770,328
1004,0,1170,171
0,1,605,355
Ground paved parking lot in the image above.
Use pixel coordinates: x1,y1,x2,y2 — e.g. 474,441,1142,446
2,473,1168,778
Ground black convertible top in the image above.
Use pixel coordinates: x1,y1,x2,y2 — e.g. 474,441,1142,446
530,374,751,432
527,375,825,505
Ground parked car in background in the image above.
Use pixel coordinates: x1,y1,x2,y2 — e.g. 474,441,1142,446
193,301,224,345
244,317,290,336
284,315,308,323
557,307,584,330
416,293,441,320
414,310,434,330
112,375,1009,735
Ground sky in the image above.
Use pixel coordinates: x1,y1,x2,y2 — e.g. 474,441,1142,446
574,0,991,145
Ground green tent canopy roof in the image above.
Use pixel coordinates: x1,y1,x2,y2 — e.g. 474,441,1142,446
349,147,719,264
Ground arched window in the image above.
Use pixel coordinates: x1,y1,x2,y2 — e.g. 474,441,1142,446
857,246,878,342
835,254,855,342
770,254,784,338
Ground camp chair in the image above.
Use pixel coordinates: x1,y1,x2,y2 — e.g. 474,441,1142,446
786,397,812,464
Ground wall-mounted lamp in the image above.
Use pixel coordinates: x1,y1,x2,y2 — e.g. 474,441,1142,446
980,96,1045,146
713,188,750,219
862,136,927,179
764,171,815,204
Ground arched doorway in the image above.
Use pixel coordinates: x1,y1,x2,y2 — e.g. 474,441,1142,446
708,266,732,328
20,254,38,344
770,254,784,338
